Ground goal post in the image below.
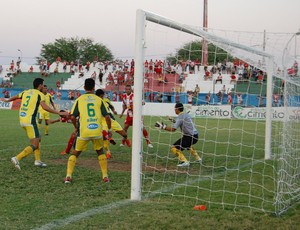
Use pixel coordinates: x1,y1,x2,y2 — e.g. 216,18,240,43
265,57,274,160
130,9,145,201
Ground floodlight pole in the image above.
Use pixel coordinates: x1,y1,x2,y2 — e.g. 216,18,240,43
17,49,22,60
201,0,208,66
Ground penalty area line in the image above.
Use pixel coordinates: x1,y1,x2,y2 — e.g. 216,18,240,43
34,199,135,230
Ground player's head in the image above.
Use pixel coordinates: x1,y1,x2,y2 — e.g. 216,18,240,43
33,78,44,90
42,85,48,94
84,78,95,91
95,89,105,98
174,103,184,112
125,84,132,95
59,109,71,122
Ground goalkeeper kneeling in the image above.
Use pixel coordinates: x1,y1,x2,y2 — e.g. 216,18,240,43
155,103,201,167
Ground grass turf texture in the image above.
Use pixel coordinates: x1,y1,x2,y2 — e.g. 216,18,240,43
0,109,299,229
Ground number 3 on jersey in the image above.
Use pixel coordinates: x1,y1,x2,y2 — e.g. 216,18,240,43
23,96,31,107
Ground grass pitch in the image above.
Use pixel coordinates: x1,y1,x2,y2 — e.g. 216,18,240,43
0,109,299,229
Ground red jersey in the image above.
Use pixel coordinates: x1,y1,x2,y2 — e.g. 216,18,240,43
122,92,134,125
231,74,236,80
228,94,232,104
122,92,134,110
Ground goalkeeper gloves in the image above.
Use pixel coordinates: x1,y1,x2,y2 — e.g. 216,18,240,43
168,116,176,123
155,121,167,130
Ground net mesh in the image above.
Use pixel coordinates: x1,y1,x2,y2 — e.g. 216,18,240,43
137,12,299,215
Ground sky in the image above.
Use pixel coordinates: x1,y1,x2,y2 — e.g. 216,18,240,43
0,0,299,65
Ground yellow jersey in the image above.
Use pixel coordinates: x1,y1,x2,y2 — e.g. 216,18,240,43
39,93,54,113
18,89,45,125
71,93,109,138
102,97,116,120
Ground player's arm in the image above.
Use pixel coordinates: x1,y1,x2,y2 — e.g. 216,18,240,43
40,101,67,116
107,101,118,115
49,96,56,110
155,116,181,132
70,101,79,130
0,95,20,102
101,102,112,137
155,121,177,132
70,115,78,129
111,108,118,115
165,126,176,132
119,103,127,118
101,102,111,129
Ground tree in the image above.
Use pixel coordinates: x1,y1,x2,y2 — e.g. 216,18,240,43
37,37,114,64
166,40,233,65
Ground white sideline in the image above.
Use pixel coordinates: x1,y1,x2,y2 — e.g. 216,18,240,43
34,160,261,229
34,199,134,230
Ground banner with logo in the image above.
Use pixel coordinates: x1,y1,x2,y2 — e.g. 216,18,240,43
185,104,232,119
0,101,12,110
231,106,300,121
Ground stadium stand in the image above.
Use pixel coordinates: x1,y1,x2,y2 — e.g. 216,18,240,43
1,60,282,106
11,72,71,90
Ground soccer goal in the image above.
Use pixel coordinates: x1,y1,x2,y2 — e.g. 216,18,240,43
131,9,300,215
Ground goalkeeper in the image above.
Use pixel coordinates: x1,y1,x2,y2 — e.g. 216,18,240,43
155,103,201,167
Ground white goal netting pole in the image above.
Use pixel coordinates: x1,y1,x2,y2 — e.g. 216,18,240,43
131,9,145,201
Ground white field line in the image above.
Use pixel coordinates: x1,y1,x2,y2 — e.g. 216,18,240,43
35,159,262,229
34,199,135,230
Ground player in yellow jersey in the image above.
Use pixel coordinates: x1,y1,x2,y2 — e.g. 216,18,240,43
95,89,131,159
64,78,112,184
38,85,60,135
0,78,68,170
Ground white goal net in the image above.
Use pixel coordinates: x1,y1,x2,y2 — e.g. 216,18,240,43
131,9,300,215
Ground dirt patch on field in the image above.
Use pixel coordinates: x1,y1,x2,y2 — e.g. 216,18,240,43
51,158,132,172
51,157,190,174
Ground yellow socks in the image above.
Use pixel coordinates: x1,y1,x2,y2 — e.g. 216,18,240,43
190,147,201,161
34,144,41,161
45,125,49,135
98,154,108,179
171,147,188,162
16,145,34,161
66,155,77,178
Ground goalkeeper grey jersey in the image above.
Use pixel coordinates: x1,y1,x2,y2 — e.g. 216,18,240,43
173,112,198,136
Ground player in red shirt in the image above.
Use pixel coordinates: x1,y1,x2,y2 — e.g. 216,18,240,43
120,85,153,148
59,111,75,155
227,92,232,105
230,73,237,84
144,60,149,73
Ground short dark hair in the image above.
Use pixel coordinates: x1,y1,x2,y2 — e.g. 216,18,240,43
95,89,105,97
84,78,95,91
33,78,44,89
175,103,184,112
